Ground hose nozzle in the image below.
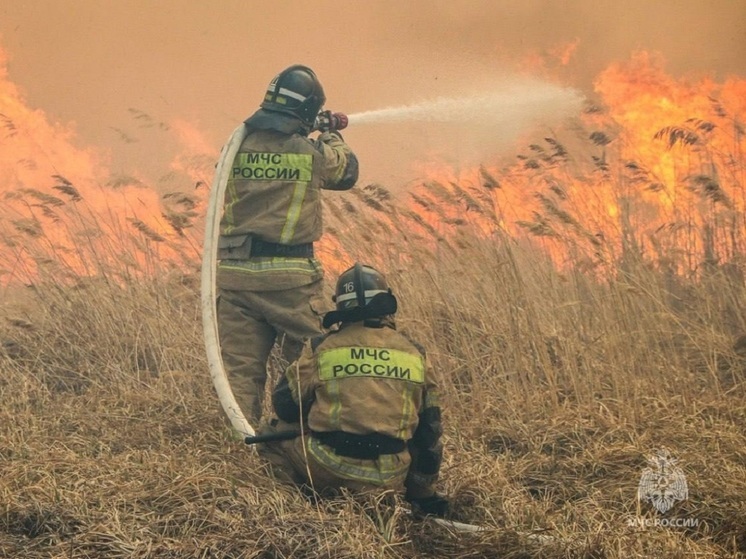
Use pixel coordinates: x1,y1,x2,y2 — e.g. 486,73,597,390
313,110,348,132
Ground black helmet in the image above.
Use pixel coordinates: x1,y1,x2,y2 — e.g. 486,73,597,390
334,263,390,311
260,65,326,127
323,263,398,328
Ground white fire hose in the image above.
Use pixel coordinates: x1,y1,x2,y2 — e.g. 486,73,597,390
201,124,255,438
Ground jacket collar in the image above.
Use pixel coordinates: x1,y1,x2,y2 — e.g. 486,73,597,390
244,109,308,135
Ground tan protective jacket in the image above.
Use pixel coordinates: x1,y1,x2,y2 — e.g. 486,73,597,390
273,320,443,494
218,118,357,291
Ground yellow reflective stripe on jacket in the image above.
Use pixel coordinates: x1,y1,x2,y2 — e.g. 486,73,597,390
318,132,350,183
232,152,312,181
307,437,409,485
280,182,308,243
327,378,342,429
424,389,440,409
397,383,415,440
218,257,318,275
223,173,239,232
317,347,425,383
329,151,347,183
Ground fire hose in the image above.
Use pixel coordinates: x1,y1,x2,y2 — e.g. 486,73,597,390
201,123,255,438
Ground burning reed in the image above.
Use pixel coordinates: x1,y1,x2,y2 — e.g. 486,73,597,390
1,56,745,558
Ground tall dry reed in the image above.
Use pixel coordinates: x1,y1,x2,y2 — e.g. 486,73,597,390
1,96,745,557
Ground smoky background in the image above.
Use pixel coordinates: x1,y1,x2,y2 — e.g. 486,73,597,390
0,0,744,187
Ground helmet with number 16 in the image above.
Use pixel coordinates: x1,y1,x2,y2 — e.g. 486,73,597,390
333,263,391,312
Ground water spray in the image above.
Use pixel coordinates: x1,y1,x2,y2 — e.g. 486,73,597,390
345,80,584,127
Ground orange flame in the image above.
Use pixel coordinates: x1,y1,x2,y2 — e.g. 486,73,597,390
356,52,746,276
0,46,206,285
3,43,744,285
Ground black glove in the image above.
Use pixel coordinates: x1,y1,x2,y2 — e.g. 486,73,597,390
407,494,450,518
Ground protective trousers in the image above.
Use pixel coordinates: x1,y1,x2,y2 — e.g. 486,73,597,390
257,419,409,494
217,281,323,422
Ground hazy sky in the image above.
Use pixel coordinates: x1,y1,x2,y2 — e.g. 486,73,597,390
1,1,745,187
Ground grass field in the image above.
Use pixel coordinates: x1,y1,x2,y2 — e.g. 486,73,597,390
1,76,745,557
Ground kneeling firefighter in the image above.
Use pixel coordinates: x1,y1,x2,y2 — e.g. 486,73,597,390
256,263,448,517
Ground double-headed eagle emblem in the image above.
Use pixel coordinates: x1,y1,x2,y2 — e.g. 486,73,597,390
638,448,688,513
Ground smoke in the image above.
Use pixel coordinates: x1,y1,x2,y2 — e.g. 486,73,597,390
1,1,744,187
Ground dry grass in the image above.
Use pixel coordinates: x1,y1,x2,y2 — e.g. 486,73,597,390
1,221,744,558
2,100,746,557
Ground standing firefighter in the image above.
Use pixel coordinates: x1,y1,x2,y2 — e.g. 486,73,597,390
217,65,359,422
258,263,448,517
